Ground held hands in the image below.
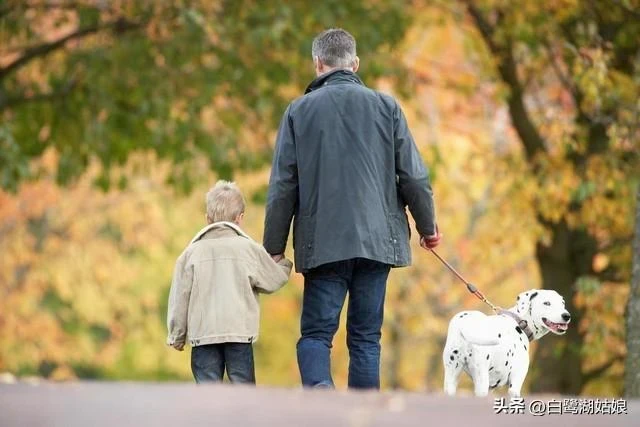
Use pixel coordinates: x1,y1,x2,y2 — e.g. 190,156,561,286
420,225,442,250
271,253,285,263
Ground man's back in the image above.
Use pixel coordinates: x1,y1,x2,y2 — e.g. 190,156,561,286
264,70,435,272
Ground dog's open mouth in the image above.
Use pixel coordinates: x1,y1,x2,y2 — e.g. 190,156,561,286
542,318,569,334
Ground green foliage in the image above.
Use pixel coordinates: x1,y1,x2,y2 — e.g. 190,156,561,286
0,0,413,191
0,126,30,191
575,276,602,295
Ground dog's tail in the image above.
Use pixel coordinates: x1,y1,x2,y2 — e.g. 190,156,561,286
450,315,500,346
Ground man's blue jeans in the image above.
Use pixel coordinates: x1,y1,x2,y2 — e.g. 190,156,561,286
297,258,391,389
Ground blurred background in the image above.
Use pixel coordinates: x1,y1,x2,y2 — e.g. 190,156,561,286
1,0,639,397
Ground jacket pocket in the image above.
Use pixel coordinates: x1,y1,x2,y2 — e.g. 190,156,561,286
293,215,315,267
389,212,411,264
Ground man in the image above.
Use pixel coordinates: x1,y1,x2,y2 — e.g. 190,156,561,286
264,28,441,389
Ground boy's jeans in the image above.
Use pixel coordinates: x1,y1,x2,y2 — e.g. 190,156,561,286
191,343,255,384
297,258,391,389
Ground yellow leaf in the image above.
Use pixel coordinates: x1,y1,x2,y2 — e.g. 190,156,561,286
592,253,609,273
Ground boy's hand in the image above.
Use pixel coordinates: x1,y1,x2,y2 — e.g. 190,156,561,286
271,253,284,263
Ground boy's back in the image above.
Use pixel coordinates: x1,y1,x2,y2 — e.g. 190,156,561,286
167,222,291,349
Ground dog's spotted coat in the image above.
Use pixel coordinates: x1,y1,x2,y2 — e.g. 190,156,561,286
443,289,570,397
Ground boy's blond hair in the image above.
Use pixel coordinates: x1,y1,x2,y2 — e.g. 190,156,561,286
206,180,245,223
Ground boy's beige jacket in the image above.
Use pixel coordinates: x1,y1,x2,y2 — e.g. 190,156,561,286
166,222,292,347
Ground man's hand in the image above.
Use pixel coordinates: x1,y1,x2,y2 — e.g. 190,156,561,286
271,253,285,263
172,342,185,351
420,225,442,250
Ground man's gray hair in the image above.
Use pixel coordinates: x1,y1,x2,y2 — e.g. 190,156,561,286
311,28,357,69
206,180,245,223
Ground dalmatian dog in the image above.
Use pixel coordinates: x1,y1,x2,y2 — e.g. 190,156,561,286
442,289,570,397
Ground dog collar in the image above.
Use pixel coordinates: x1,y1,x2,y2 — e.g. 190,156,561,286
499,310,534,342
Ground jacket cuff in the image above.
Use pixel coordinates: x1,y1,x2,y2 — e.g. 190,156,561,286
277,258,293,268
277,258,294,276
417,223,436,238
263,239,286,255
166,335,185,346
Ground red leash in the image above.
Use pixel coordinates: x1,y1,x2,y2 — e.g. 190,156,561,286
429,248,502,313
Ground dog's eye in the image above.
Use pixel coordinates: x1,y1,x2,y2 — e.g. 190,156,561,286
543,301,551,306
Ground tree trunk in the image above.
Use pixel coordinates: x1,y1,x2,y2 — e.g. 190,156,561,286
625,186,640,397
530,221,594,394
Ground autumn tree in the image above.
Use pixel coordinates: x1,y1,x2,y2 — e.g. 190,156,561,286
0,0,412,191
0,0,422,382
455,0,640,393
0,151,180,379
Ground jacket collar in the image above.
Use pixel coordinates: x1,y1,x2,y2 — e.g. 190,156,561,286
190,221,251,244
305,69,365,94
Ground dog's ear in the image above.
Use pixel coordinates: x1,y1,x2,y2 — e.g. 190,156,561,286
515,290,539,315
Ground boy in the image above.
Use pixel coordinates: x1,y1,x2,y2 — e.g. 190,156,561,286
166,180,292,384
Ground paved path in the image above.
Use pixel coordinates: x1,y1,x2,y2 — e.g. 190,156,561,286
0,382,637,426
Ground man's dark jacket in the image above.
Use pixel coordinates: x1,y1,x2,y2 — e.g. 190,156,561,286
264,69,436,273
